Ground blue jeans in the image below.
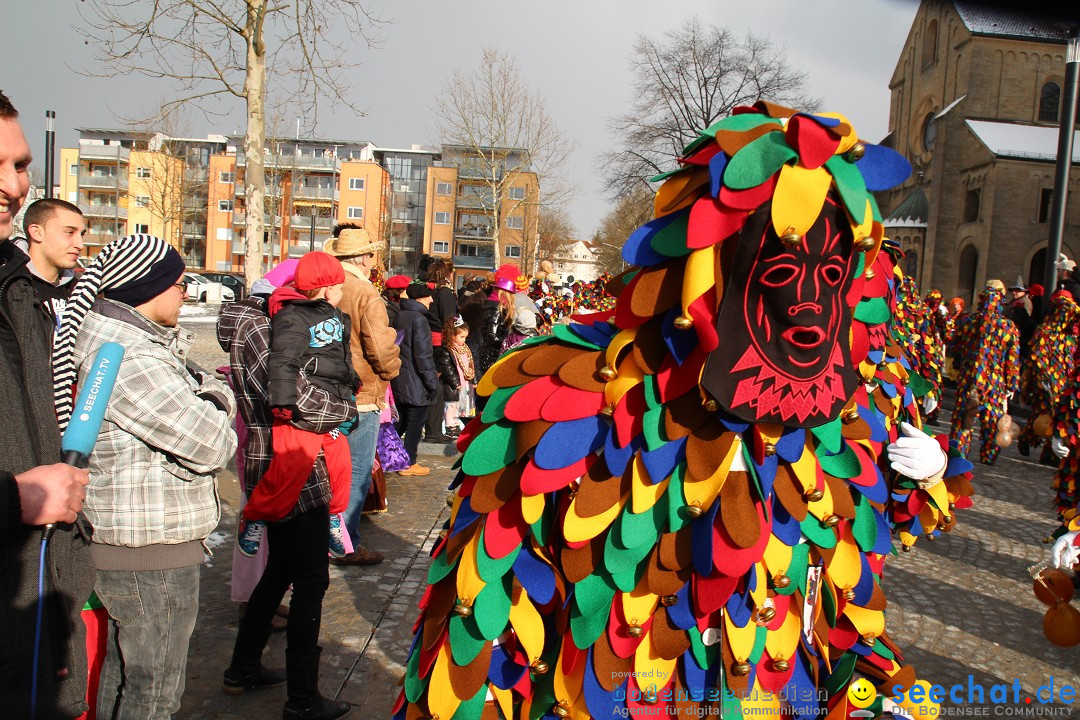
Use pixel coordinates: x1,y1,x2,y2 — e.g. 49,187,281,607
95,565,201,720
342,410,380,547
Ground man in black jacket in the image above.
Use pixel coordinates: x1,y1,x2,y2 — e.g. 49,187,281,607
20,198,85,344
391,283,439,476
0,90,95,719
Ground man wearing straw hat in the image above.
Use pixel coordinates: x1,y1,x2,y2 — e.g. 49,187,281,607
322,224,401,566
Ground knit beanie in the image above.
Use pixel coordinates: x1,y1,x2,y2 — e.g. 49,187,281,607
294,251,344,291
52,234,180,430
102,249,187,308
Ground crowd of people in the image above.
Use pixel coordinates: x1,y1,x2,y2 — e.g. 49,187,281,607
3,84,1080,720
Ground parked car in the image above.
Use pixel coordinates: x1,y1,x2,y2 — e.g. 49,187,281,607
184,272,235,303
197,271,246,300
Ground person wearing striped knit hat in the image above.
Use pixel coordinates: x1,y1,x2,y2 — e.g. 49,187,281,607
52,234,238,718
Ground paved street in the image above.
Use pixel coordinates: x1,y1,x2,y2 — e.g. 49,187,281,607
170,311,1078,718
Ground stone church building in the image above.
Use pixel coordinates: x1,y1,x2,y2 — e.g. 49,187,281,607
880,0,1080,303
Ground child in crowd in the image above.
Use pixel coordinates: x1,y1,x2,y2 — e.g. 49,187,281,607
433,316,476,439
237,251,360,558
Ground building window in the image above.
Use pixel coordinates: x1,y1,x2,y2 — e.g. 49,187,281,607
508,186,525,200
136,167,151,179
435,211,451,225
504,245,521,258
957,244,978,303
347,206,364,220
921,113,937,152
219,171,235,184
433,241,449,253
436,182,452,195
135,195,150,208
922,19,938,67
219,199,233,212
1039,83,1061,123
963,189,980,222
349,177,365,191
1039,188,1054,223
69,164,78,176
460,244,479,257
135,224,149,234
506,216,524,229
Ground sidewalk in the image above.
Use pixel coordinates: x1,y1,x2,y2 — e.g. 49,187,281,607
176,448,455,719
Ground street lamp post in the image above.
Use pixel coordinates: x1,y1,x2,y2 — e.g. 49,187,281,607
1043,30,1080,309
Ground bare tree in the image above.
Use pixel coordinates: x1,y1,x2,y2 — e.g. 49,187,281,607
434,48,576,263
78,0,384,287
604,17,818,200
590,188,654,275
533,208,576,270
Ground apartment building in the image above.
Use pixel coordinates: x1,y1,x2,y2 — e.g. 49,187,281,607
428,145,540,282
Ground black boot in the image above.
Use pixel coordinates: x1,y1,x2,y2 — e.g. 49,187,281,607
283,647,352,720
225,606,284,694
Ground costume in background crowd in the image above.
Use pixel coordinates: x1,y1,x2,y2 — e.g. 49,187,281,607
1019,291,1080,458
947,285,1020,465
529,274,616,332
923,289,949,348
1050,334,1080,519
890,273,944,420
395,102,973,720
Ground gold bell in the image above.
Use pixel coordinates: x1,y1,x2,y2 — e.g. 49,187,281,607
552,702,570,718
704,399,719,412
660,594,678,607
877,362,888,371
1043,536,1054,544
842,586,856,601
854,235,876,252
626,623,644,638
772,657,790,672
642,691,659,705
772,573,791,589
925,533,935,541
731,661,752,677
446,494,455,507
438,529,448,541
860,633,877,646
598,366,618,382
846,142,867,162
780,230,802,248
530,659,550,675
823,514,841,528
948,502,956,511
901,544,912,553
841,408,860,424
453,600,473,617
763,442,777,457
757,606,776,624
685,503,704,519
599,404,615,417
607,316,618,326
864,268,876,280
805,488,825,503
673,315,694,330
942,515,952,525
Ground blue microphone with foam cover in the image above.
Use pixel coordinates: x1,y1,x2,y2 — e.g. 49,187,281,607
61,342,125,466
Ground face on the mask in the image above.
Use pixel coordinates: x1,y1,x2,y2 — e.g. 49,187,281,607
701,195,861,427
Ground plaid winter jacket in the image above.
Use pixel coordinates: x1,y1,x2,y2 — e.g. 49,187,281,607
73,299,236,565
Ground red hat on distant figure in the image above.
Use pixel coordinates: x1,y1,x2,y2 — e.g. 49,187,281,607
1028,283,1044,297
294,251,345,291
385,274,412,290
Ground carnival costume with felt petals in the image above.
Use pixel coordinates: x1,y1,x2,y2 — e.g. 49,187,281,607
1050,330,1080,520
394,103,973,720
891,275,944,415
1019,292,1080,456
947,288,1021,465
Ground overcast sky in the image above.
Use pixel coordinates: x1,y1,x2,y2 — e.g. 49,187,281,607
7,0,922,239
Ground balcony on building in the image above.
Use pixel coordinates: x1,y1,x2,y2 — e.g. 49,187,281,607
184,167,209,184
78,145,131,162
236,152,341,173
454,224,495,240
78,171,128,190
292,184,339,202
84,232,120,248
79,204,128,220
291,214,334,232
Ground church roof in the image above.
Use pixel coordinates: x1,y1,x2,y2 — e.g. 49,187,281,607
953,2,1076,41
966,119,1080,162
885,187,929,229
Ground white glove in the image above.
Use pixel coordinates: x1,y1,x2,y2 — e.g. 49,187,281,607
922,394,938,416
1051,530,1080,569
938,305,948,317
1051,436,1070,459
887,421,948,487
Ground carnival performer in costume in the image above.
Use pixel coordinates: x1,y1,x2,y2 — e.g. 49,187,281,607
1018,290,1080,459
924,289,949,348
394,102,974,720
891,270,944,423
948,282,1020,465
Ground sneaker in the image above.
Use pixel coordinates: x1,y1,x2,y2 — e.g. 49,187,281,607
328,514,346,558
397,463,431,476
329,545,385,566
236,518,266,558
